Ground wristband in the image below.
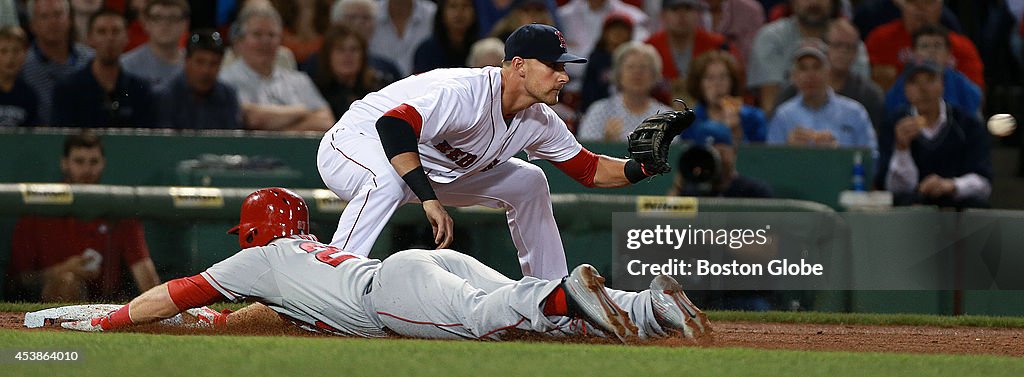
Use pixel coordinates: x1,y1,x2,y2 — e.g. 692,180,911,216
402,168,438,202
624,159,651,184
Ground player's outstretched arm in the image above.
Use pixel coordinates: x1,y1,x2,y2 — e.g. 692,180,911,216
551,149,659,188
592,155,632,188
62,275,226,332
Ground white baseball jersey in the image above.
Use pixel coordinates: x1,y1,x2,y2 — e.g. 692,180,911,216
200,236,387,338
332,67,583,183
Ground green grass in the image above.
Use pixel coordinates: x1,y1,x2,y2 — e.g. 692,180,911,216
2,330,1023,377
5,303,1024,376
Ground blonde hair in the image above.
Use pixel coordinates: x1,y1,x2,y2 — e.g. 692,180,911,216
467,38,505,67
610,41,661,90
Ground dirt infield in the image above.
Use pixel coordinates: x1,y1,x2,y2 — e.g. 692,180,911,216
4,311,1021,357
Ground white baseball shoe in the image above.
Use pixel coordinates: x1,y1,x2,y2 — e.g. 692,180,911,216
562,264,638,343
649,274,712,340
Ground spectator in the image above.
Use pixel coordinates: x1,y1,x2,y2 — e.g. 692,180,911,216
52,9,155,128
222,3,298,72
466,37,505,67
70,0,103,43
476,0,561,38
413,0,480,73
579,13,635,112
682,50,768,143
314,25,396,120
577,41,672,141
762,0,853,21
748,0,870,114
297,0,402,81
298,0,403,81
645,0,734,102
557,0,649,95
220,5,334,131
0,26,38,127
853,0,963,39
703,0,766,68
671,122,773,197
272,0,333,63
155,30,242,130
370,0,436,77
7,132,160,302
884,24,981,117
766,39,876,149
120,0,189,87
865,0,983,91
874,60,991,208
775,18,886,132
22,0,95,125
488,0,557,41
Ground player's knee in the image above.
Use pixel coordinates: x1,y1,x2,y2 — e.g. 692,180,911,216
376,179,411,203
516,164,551,194
508,165,552,204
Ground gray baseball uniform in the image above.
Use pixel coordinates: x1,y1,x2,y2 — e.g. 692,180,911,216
201,236,669,339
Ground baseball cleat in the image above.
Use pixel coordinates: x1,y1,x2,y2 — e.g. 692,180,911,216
562,264,638,343
649,274,712,340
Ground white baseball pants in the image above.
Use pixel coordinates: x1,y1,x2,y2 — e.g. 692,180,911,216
366,249,670,340
317,127,569,279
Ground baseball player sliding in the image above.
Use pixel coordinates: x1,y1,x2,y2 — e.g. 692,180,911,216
54,188,711,342
317,23,693,280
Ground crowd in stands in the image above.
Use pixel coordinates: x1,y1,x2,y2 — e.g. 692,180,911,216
1,0,1021,208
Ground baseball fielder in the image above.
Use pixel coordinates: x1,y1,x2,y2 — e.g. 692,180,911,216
317,24,693,280
55,188,711,342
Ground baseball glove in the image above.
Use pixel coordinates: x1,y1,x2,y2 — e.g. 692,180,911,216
627,100,696,175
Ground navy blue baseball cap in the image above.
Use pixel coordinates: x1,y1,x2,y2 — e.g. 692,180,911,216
504,24,587,64
904,59,943,78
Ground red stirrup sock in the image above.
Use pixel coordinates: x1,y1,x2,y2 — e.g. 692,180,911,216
94,304,134,330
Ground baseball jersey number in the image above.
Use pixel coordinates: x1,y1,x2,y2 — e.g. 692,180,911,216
299,242,359,267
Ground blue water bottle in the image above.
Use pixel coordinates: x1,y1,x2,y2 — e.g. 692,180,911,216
851,152,865,192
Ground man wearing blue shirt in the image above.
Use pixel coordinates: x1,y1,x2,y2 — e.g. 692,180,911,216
155,30,241,130
21,0,94,125
767,38,876,151
52,10,155,128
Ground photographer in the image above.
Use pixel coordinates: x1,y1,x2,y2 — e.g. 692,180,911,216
669,123,773,198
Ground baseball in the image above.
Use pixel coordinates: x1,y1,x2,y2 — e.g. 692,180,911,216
987,114,1016,136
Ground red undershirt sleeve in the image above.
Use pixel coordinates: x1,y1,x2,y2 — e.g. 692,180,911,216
550,148,599,188
382,103,424,138
166,274,225,311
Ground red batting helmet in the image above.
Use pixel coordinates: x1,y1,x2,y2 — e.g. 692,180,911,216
227,188,310,248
